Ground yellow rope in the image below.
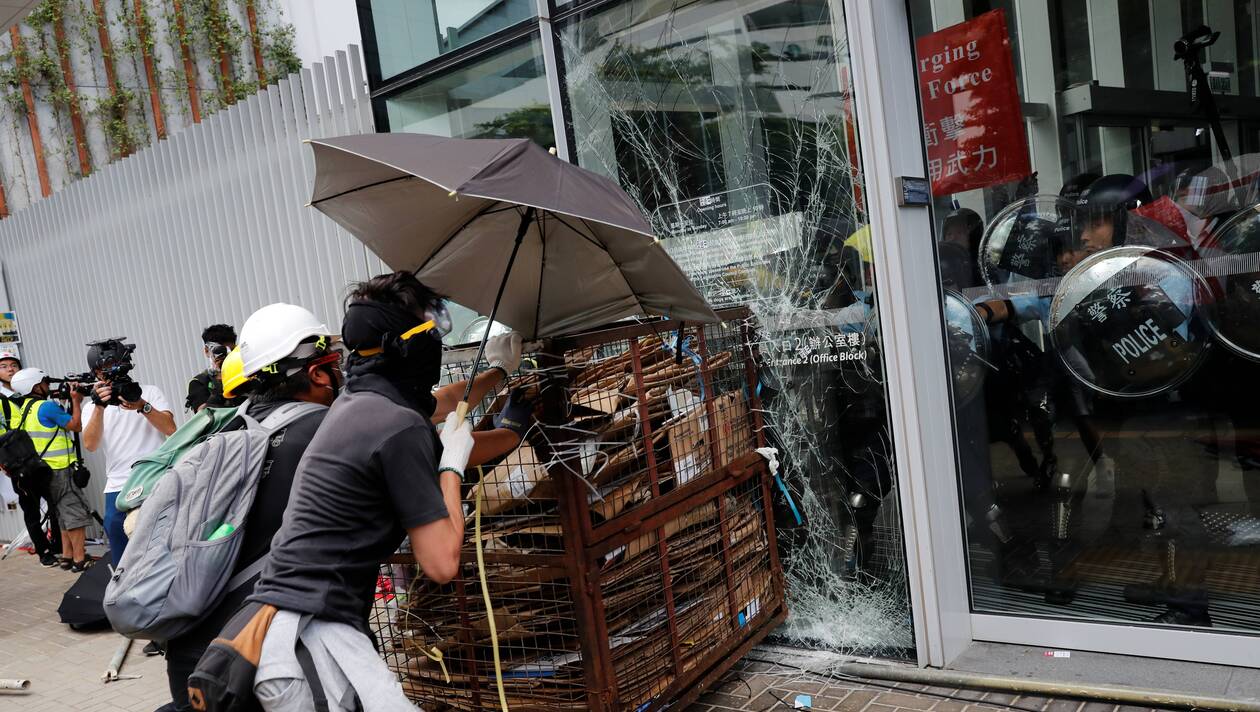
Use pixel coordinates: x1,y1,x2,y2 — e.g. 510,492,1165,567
422,646,450,684
475,465,509,711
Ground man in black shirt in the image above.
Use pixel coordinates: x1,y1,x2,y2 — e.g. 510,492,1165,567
243,272,520,710
185,324,245,412
160,304,342,712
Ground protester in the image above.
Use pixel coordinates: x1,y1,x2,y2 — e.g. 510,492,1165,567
10,368,90,570
80,338,176,568
160,303,340,712
196,272,521,711
185,324,243,412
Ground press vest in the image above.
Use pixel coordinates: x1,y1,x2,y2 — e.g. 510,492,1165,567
16,399,76,469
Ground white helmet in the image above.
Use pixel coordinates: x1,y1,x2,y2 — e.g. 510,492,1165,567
11,368,47,397
0,351,20,366
237,303,331,378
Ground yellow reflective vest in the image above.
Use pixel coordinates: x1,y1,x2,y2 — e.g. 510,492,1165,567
14,398,76,470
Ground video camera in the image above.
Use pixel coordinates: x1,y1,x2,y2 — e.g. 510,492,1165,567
86,338,143,405
1174,25,1220,63
44,376,94,401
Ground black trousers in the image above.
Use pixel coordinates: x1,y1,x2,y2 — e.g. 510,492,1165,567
16,483,60,558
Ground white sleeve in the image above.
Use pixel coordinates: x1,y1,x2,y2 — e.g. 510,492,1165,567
143,386,173,414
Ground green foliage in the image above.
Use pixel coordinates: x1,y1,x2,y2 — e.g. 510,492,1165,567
263,24,300,78
95,88,137,156
26,0,67,28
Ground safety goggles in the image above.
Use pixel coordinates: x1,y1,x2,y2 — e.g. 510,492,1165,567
357,301,452,357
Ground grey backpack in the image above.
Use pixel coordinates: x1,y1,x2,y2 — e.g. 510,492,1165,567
104,400,325,642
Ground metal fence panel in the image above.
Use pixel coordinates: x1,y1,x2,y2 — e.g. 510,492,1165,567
0,47,376,543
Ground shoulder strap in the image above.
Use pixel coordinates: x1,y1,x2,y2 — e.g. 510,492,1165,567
17,399,37,430
257,401,326,433
226,555,268,593
1,396,11,430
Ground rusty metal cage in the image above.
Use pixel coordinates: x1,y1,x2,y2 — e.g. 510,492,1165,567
370,309,786,711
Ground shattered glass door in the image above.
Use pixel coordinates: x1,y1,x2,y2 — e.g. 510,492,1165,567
559,0,914,654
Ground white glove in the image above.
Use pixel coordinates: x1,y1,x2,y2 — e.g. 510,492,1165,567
438,411,475,477
484,331,523,374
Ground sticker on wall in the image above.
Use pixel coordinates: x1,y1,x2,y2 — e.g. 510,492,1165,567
1050,246,1213,398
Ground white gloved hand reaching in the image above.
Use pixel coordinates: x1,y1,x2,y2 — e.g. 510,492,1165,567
438,411,475,478
484,331,523,375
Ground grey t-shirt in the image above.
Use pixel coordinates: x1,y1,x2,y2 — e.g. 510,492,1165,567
248,373,448,630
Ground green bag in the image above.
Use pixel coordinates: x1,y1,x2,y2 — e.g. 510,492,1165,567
116,402,245,512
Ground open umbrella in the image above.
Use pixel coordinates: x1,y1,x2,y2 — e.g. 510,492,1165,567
306,133,717,414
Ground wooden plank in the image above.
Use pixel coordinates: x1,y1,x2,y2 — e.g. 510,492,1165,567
90,0,118,92
53,16,91,176
133,0,165,139
11,27,51,198
212,0,235,104
171,0,201,122
245,0,266,86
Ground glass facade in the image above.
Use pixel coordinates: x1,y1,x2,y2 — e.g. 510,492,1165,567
910,1,1260,634
366,0,537,79
360,0,914,657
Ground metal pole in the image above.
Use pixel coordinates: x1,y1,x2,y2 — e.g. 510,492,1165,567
455,206,536,421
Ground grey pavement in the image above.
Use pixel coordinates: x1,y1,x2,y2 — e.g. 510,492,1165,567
0,549,1176,712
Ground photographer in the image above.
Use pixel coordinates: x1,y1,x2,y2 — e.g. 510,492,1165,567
186,324,243,412
80,338,176,568
10,368,90,570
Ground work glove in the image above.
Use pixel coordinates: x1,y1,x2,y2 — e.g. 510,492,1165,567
484,331,523,375
438,411,475,478
492,388,534,438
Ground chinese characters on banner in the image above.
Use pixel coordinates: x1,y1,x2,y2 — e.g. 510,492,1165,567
915,9,1031,195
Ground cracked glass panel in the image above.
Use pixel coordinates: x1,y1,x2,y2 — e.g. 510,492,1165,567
560,0,914,656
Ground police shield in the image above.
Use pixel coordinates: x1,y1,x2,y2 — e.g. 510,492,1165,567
1050,246,1212,398
979,196,1078,287
943,290,990,406
1197,204,1260,361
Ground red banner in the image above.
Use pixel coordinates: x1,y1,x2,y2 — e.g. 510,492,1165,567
915,10,1031,196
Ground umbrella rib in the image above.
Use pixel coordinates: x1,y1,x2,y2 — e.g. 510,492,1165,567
548,213,609,252
415,201,507,274
310,174,416,206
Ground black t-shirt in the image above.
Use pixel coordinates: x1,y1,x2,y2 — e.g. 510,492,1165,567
248,373,448,630
167,400,327,654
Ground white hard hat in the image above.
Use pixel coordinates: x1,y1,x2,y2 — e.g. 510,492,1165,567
11,368,47,397
0,351,20,365
237,303,331,378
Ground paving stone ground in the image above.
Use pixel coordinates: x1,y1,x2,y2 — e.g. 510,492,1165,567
0,550,1172,712
692,658,1169,711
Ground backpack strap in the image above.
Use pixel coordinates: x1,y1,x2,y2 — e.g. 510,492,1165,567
294,634,331,712
256,401,326,433
225,555,268,593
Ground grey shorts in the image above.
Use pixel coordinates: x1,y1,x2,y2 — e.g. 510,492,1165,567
48,467,91,530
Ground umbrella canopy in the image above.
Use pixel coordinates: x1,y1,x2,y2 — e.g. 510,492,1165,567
308,133,717,339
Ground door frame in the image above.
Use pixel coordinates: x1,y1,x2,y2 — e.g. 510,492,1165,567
846,0,1260,669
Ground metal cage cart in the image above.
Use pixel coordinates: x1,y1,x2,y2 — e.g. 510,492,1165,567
371,308,785,711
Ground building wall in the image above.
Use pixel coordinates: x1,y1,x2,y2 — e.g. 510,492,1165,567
0,0,357,218
0,45,383,542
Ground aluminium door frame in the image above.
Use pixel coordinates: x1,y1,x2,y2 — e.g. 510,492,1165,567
846,0,1260,669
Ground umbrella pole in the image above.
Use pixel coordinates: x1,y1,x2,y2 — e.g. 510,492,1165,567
455,206,536,422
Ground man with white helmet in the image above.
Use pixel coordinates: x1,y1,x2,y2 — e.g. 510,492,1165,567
10,367,87,569
160,302,343,712
0,350,23,419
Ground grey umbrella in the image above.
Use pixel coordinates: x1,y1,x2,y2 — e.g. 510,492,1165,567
306,133,717,412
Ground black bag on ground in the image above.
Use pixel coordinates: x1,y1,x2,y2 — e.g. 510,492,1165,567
58,559,112,631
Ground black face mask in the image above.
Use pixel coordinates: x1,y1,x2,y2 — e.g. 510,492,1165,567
342,300,444,416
